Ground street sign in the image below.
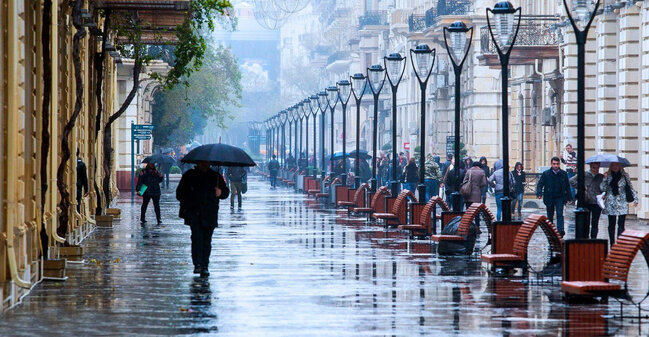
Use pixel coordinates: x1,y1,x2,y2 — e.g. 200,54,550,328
446,136,460,157
133,124,154,130
133,130,152,135
133,135,151,140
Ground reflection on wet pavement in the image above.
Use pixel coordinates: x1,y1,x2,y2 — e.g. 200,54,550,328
1,176,648,336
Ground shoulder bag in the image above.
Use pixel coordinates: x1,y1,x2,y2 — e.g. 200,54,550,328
460,170,473,199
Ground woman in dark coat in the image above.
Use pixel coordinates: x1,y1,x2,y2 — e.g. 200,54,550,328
176,161,230,276
479,157,490,203
136,163,163,224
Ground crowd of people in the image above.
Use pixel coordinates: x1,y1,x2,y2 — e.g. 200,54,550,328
273,143,639,245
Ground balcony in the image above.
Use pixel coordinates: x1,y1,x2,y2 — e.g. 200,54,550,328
408,14,426,32
358,11,388,30
425,0,472,29
477,15,560,67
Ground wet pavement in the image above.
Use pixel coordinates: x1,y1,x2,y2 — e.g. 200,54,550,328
2,176,649,336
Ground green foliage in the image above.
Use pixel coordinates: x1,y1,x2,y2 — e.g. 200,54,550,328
170,166,181,174
152,45,242,147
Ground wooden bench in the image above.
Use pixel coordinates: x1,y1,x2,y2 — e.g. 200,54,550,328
430,203,494,247
481,214,563,273
373,190,418,229
399,197,450,238
335,185,351,206
337,183,369,211
316,177,341,199
352,186,391,218
561,230,649,300
307,175,329,197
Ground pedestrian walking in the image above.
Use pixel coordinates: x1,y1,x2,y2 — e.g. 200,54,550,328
536,157,572,236
424,154,443,201
359,158,371,183
227,166,247,209
461,162,487,210
176,161,230,277
136,162,163,224
569,162,603,239
479,157,490,204
600,162,638,245
511,162,526,220
443,158,466,209
402,157,419,192
158,155,174,189
488,159,514,221
561,144,577,202
298,153,308,172
268,155,280,188
76,150,88,213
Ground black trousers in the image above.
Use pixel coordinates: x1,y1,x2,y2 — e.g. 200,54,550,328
586,204,602,239
190,224,215,268
141,195,161,222
76,187,83,213
607,214,626,246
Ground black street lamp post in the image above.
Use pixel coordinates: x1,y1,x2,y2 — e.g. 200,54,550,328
367,65,386,193
279,110,287,169
326,86,340,176
301,99,310,173
350,73,368,189
337,80,352,185
486,1,522,222
287,107,294,168
309,94,319,175
385,53,407,197
443,21,473,212
317,91,329,181
563,0,600,238
410,44,436,202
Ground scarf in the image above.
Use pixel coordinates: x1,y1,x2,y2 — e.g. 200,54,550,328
610,171,622,196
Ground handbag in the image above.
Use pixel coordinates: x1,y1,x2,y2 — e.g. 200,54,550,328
624,176,634,203
460,170,473,199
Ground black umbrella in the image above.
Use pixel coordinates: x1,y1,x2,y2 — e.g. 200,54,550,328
143,154,176,166
180,143,256,167
348,149,372,160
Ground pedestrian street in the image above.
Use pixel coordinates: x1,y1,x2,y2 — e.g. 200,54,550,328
1,176,649,336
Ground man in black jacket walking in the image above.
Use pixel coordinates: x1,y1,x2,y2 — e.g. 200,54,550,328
136,163,163,224
76,149,88,213
536,157,572,236
176,161,229,277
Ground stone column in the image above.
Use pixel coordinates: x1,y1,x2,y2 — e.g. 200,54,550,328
639,2,649,218
595,11,619,155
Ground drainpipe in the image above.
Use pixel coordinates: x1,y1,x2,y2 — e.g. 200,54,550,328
49,0,65,245
7,0,32,288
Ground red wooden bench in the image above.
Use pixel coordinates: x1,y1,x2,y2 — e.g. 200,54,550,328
316,177,341,199
431,203,494,245
352,186,391,218
337,183,369,212
307,175,330,197
399,197,450,238
373,190,418,229
481,214,563,273
335,185,351,206
561,230,649,301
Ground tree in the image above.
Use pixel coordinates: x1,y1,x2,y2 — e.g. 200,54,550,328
101,0,234,208
152,45,242,147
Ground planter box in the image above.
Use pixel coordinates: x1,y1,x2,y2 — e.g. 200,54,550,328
105,208,121,219
43,259,66,279
59,246,84,261
95,215,114,228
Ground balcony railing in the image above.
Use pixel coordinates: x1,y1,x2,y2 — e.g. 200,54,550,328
480,16,560,54
359,10,388,30
409,14,426,32
425,0,472,28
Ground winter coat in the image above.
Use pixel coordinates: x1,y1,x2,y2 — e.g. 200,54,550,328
136,167,163,197
403,162,419,183
359,160,372,181
569,170,603,205
536,168,572,205
488,160,513,194
425,155,443,180
600,171,638,216
463,166,487,203
227,166,247,183
176,168,230,228
76,159,88,193
512,168,526,195
268,159,280,173
444,166,465,194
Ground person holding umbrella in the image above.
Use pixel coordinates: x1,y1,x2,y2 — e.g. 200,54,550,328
176,143,254,276
599,157,638,246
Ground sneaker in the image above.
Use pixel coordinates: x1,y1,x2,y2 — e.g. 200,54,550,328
193,266,201,274
200,267,209,277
